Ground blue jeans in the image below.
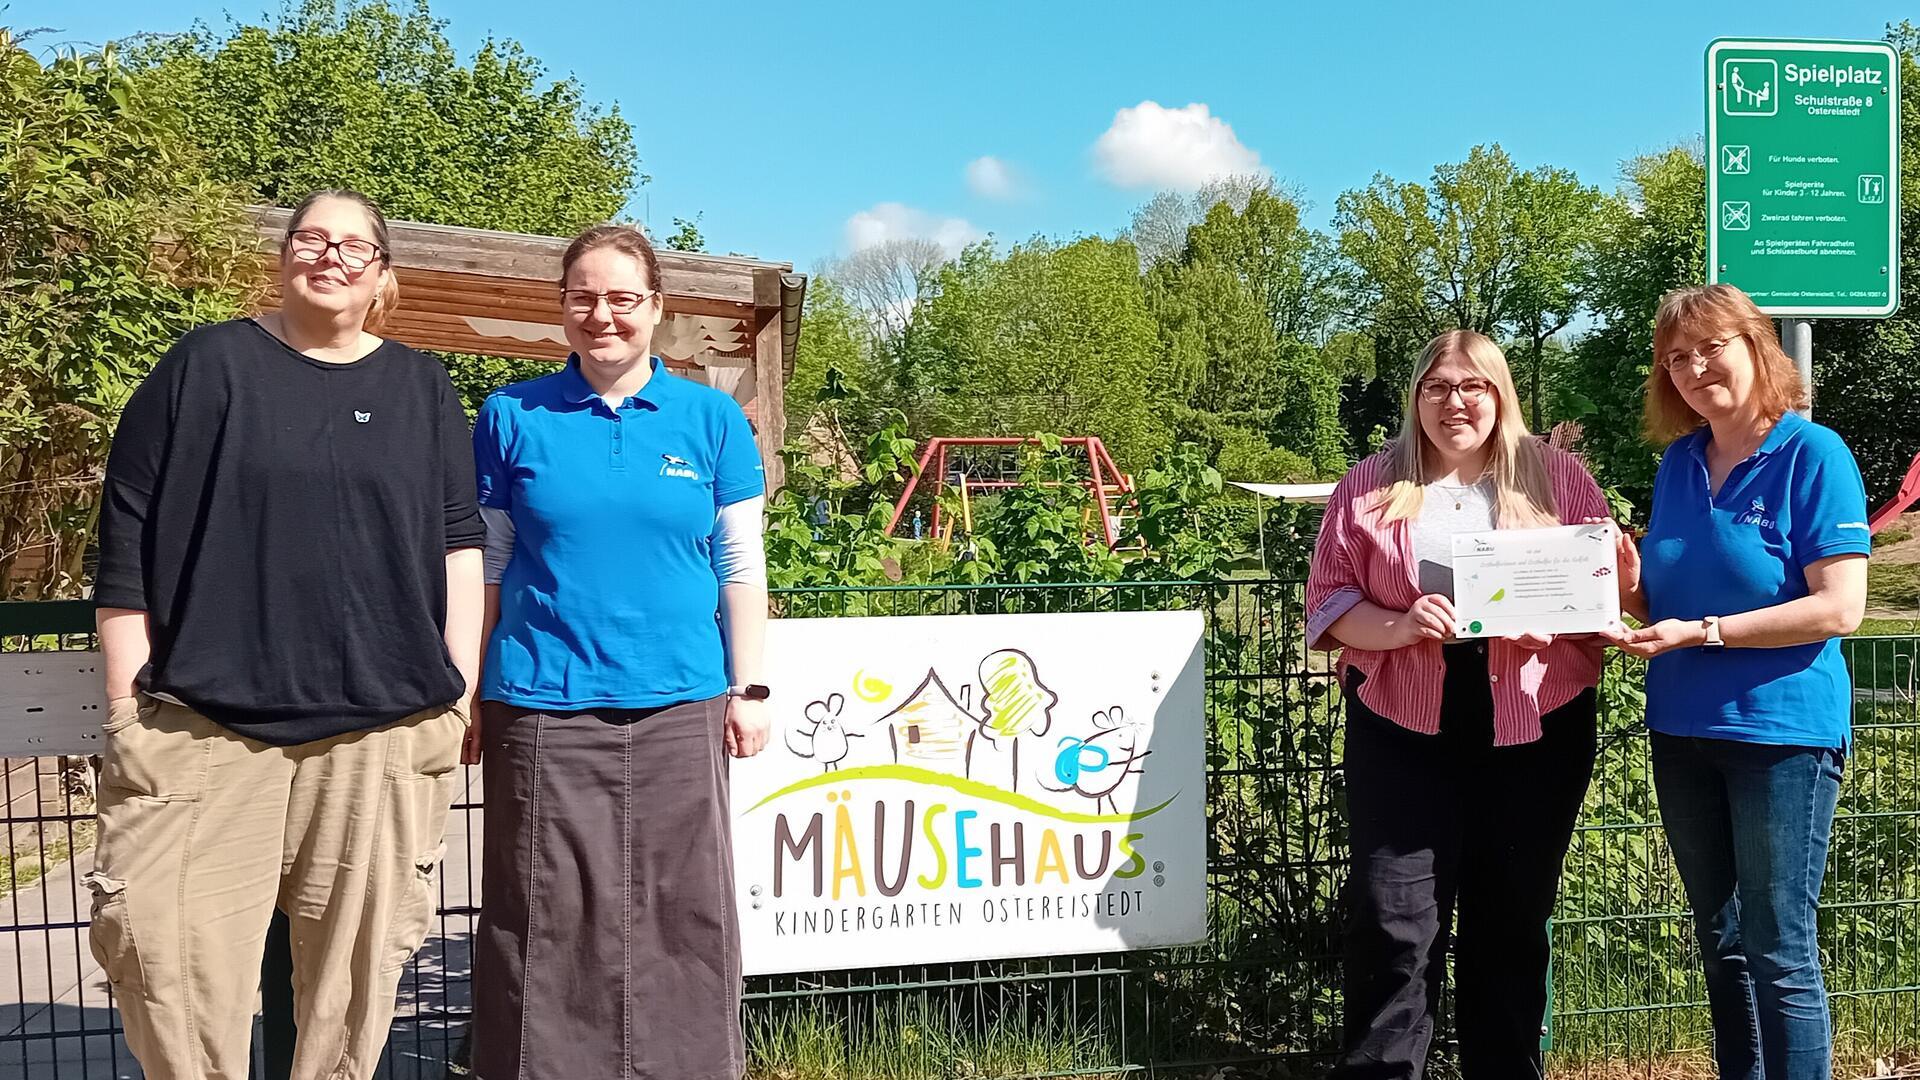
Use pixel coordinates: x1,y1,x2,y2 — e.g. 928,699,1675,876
1650,732,1843,1080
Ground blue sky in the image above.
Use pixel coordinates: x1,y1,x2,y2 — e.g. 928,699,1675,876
9,0,1902,271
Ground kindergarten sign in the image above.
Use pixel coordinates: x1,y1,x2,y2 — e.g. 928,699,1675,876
735,610,1207,975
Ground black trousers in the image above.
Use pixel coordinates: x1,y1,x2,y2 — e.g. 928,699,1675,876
1332,644,1597,1080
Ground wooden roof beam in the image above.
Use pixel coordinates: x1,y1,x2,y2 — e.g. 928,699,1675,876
250,206,787,310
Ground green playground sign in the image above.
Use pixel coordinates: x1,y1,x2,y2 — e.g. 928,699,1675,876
1707,38,1901,317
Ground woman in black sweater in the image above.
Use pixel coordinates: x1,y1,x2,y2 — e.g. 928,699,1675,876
89,189,483,1080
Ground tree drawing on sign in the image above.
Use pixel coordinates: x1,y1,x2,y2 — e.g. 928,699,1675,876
969,648,1058,792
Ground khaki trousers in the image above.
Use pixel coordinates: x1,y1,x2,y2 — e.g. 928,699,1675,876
85,695,466,1080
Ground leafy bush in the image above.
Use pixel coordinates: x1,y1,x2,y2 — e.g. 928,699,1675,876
968,435,1124,584
762,427,1256,595
1121,443,1240,581
1,33,257,598
764,413,920,592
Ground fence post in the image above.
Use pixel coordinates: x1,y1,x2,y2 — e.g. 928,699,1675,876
1540,917,1554,1054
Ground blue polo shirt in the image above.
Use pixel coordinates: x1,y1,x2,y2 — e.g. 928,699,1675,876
473,357,765,710
1641,412,1870,749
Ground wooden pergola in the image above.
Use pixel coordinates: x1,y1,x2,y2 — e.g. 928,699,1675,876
251,207,806,487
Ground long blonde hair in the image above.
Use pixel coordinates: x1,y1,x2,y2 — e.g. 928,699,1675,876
1375,330,1558,527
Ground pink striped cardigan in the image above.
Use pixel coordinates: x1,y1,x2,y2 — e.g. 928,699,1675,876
1305,444,1610,746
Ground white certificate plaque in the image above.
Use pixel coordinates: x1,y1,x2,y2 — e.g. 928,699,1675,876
1450,523,1622,638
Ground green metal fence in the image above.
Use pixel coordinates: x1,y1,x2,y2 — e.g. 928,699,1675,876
3,584,1920,1078
1549,637,1920,1076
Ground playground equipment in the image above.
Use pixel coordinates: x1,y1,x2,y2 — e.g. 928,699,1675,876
1869,448,1920,534
883,437,1134,548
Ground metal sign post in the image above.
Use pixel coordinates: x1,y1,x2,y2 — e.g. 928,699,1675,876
1782,317,1814,418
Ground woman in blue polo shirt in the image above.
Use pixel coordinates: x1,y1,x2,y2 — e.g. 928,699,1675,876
467,224,770,1080
1611,283,1868,1080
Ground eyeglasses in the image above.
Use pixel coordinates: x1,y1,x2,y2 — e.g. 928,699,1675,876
1661,336,1736,373
561,289,658,315
1417,377,1493,405
286,230,383,270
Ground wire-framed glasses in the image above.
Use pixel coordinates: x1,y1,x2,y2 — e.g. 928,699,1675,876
561,289,658,315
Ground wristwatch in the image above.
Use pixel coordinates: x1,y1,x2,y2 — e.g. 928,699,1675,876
1701,616,1725,651
728,684,771,701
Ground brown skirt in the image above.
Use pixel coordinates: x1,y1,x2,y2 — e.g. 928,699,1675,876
471,696,742,1080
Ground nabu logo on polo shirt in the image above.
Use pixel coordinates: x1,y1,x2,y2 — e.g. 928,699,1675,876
659,453,700,480
1735,497,1776,529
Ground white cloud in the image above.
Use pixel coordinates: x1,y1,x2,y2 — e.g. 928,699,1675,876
1092,101,1268,191
965,156,1023,200
844,202,981,256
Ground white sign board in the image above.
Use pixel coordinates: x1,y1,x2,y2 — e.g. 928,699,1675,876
1450,524,1622,638
735,610,1207,976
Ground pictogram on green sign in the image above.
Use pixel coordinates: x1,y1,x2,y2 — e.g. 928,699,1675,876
1707,38,1901,318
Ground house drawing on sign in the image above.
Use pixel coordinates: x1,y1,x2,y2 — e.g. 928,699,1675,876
881,670,973,769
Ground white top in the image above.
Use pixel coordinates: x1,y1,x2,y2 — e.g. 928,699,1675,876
1411,479,1496,600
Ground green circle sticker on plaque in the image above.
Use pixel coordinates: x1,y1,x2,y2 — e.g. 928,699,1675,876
1469,621,1483,634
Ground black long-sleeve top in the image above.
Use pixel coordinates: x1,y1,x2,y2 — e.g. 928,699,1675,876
95,319,485,745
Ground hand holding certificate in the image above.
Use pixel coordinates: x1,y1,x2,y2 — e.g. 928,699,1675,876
1450,523,1622,639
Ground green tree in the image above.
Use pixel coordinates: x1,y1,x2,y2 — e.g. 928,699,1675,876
128,0,638,234
1150,264,1279,428
1509,167,1603,428
127,0,642,414
0,33,257,597
1125,173,1271,270
1183,186,1342,343
784,278,879,463
1145,186,1347,477
1335,146,1519,344
664,214,706,253
1559,147,1705,508
1334,145,1599,436
911,237,1168,466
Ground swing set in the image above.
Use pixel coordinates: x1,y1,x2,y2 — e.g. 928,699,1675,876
882,437,1136,548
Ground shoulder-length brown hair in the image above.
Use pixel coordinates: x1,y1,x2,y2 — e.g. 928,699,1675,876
1646,284,1807,444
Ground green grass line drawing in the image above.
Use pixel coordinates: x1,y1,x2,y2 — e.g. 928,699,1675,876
746,764,1178,824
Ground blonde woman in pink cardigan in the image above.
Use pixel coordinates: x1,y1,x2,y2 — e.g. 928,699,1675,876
1306,329,1610,1080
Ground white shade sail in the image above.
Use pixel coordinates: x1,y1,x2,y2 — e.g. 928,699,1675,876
1227,481,1336,504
